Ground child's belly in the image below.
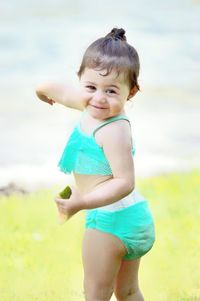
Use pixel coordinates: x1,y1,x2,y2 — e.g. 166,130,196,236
74,172,146,211
74,173,113,195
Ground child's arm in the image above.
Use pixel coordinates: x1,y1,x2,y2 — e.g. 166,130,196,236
82,177,134,209
35,81,84,111
81,120,135,209
55,120,135,219
55,172,134,220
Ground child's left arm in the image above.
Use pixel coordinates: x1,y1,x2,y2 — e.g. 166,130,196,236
81,120,135,209
55,120,135,215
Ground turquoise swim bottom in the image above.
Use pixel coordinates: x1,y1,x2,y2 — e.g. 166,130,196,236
85,200,155,260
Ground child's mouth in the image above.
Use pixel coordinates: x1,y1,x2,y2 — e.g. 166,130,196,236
91,105,107,109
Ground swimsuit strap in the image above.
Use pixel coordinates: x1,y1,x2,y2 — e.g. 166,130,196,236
92,115,130,136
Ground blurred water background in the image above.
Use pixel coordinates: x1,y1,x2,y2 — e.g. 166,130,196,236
0,0,199,190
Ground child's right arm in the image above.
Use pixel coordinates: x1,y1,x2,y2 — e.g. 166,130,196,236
35,82,84,111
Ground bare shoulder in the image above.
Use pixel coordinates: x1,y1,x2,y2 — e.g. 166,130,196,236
95,118,133,149
97,118,134,181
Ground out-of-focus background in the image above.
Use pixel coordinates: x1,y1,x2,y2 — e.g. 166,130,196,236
0,0,199,190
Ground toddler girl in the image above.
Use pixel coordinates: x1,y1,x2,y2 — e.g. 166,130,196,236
36,27,155,301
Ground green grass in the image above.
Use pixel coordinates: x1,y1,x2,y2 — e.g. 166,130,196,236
0,170,200,301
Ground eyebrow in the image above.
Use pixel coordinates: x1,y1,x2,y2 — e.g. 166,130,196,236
85,81,120,90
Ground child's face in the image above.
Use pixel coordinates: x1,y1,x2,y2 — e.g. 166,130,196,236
79,68,131,120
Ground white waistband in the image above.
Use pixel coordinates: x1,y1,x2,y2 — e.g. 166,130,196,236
97,189,146,212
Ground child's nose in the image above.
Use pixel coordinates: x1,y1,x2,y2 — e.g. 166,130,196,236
93,91,106,103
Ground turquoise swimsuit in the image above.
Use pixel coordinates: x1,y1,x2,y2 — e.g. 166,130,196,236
58,111,155,260
58,113,135,175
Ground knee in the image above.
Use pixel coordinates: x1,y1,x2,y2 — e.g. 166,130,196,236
84,279,114,301
114,286,144,301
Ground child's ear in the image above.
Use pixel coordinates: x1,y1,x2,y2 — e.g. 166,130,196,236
127,85,138,100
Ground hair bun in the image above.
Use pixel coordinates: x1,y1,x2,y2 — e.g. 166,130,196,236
106,27,127,41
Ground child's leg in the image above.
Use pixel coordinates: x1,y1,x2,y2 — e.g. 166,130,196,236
114,258,144,301
82,228,127,301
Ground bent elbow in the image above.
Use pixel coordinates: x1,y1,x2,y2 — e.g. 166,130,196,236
127,181,135,193
122,179,135,195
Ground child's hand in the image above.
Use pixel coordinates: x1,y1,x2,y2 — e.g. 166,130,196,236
54,186,83,222
36,90,55,105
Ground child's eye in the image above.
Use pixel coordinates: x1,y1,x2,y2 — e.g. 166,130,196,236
106,89,116,94
85,85,96,91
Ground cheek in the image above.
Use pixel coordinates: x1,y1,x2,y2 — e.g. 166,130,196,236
110,99,122,110
81,92,92,105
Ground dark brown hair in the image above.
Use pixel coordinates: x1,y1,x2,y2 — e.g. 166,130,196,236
77,28,140,90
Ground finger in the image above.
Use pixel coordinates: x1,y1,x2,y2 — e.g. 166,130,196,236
49,99,55,105
58,205,69,214
54,198,64,204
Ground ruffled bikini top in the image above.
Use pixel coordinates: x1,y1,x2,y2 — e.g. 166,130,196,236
58,111,135,175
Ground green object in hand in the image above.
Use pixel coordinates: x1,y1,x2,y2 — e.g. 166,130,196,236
59,185,72,199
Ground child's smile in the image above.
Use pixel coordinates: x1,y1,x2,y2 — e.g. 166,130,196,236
80,68,131,120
